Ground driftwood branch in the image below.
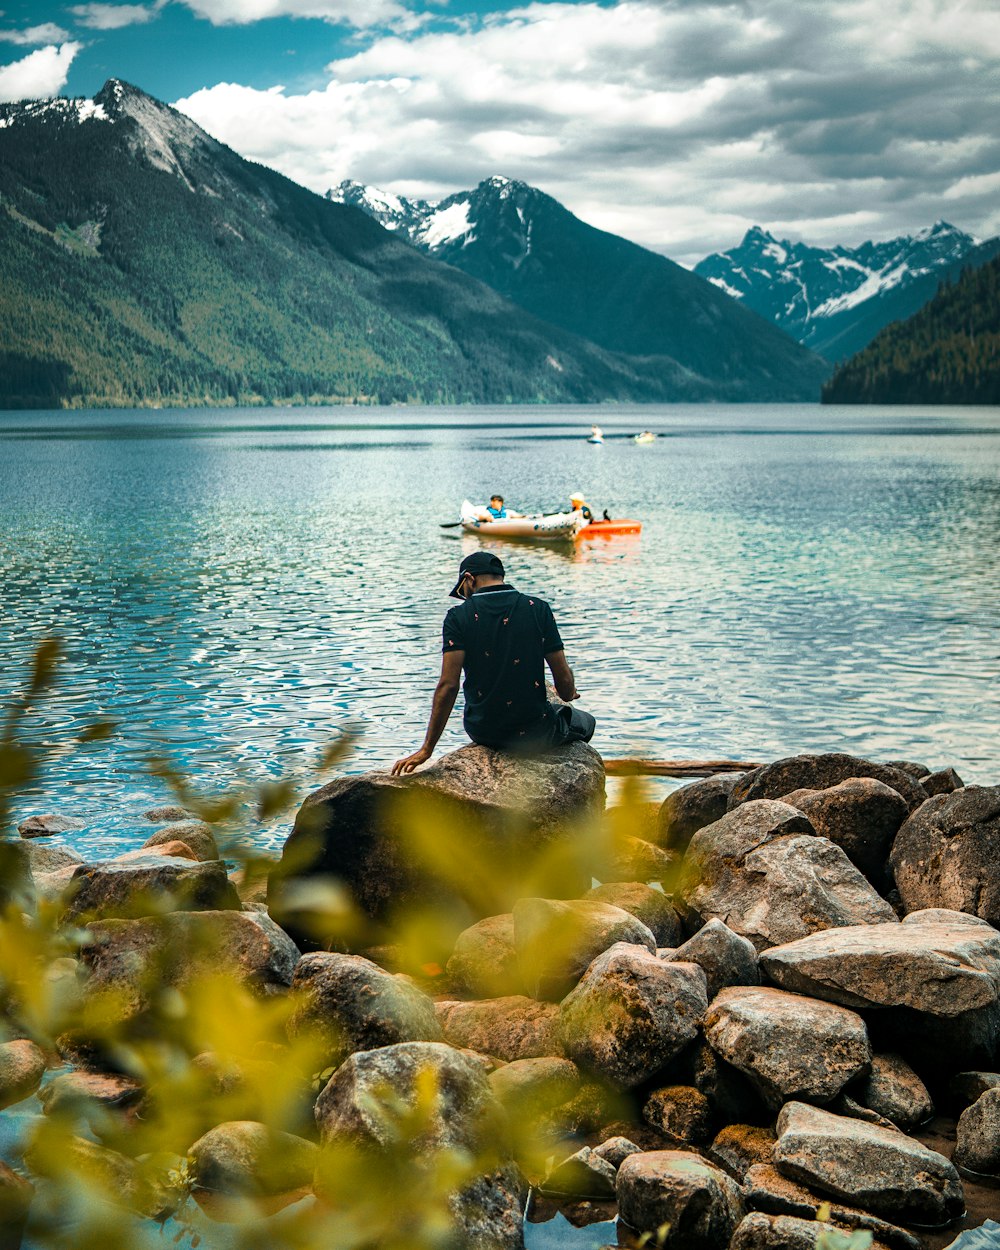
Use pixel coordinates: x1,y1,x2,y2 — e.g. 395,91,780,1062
603,758,761,778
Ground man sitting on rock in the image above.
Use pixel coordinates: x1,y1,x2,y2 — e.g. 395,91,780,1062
392,552,595,774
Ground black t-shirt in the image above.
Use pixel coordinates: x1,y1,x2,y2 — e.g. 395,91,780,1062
442,585,563,748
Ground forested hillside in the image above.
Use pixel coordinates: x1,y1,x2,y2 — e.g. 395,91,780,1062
822,257,1000,404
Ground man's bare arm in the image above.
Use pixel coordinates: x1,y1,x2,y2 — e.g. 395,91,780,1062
546,649,579,701
392,650,465,774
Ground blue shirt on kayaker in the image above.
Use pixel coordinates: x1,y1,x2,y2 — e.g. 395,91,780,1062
487,494,507,519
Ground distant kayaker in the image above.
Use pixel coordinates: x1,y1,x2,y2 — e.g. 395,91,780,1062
487,495,507,519
391,551,596,774
569,491,594,524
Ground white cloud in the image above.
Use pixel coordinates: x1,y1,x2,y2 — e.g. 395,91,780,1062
176,0,409,28
0,22,70,44
69,3,162,30
0,42,81,102
174,0,1000,263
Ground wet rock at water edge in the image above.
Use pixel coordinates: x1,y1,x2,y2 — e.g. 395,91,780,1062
616,1150,745,1250
272,743,605,946
17,812,84,838
680,800,896,952
666,918,760,999
142,819,219,862
436,996,563,1061
890,785,1000,926
22,842,83,875
642,1084,713,1144
707,1124,776,1181
62,854,240,921
585,882,682,947
773,1100,964,1224
39,1070,142,1119
730,1212,887,1250
850,1053,933,1130
703,986,871,1111
921,767,964,797
0,1040,46,1111
188,1121,318,1197
657,774,742,853
144,805,194,822
447,913,520,997
314,1041,525,1250
954,1087,1000,1175
286,951,441,1068
541,1146,616,1198
513,897,655,1001
780,777,908,890
728,753,928,813
559,944,707,1090
593,1135,641,1169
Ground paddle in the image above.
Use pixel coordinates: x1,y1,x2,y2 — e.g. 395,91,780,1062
439,521,463,528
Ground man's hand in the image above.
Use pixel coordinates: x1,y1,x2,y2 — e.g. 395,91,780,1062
392,747,432,776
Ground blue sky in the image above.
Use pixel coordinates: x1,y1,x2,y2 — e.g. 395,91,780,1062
1,0,998,264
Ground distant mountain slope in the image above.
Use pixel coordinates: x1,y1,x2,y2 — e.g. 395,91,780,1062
821,255,1000,404
329,177,831,402
695,223,1000,362
0,82,753,409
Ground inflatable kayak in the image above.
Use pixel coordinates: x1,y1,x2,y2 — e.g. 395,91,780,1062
576,518,642,538
459,500,583,539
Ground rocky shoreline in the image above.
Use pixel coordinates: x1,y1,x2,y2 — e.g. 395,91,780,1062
3,748,1000,1249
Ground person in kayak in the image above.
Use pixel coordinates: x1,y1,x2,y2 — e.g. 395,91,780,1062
569,491,594,523
391,551,596,774
487,495,507,519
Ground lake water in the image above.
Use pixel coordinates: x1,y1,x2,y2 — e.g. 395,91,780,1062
1,403,999,857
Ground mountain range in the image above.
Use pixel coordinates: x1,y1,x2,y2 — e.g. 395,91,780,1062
694,223,1000,362
328,177,830,398
0,82,827,409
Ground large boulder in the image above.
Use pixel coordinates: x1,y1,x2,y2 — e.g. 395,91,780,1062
62,855,239,920
954,1087,1000,1174
314,1041,525,1250
0,1040,46,1111
559,943,707,1089
141,820,219,863
584,882,682,947
271,744,605,946
780,778,908,890
729,754,927,813
704,987,871,1111
513,897,655,1000
680,801,896,952
447,914,520,997
773,1101,964,1224
851,1054,933,1131
287,952,441,1068
77,910,299,1024
187,1121,317,1196
657,775,742,852
616,1150,745,1248
890,785,1000,926
436,996,563,1061
667,919,760,999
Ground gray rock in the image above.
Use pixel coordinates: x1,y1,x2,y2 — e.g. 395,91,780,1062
487,1057,580,1117
605,835,677,885
890,786,1000,926
760,914,1000,1016
273,743,605,945
773,1100,964,1223
188,1121,317,1196
780,777,908,889
657,775,742,852
144,805,193,822
314,1041,525,1250
922,767,964,797
731,1212,865,1250
513,897,655,1000
0,1040,46,1111
954,1087,1000,1174
63,855,240,920
729,753,927,813
704,986,870,1111
884,761,930,780
680,800,896,952
616,1150,745,1248
559,944,707,1090
668,919,760,998
447,914,520,997
23,843,84,874
687,1039,766,1123
642,1084,713,1144
17,812,84,838
829,1092,899,1131
593,1135,642,1169
436,996,563,1061
852,1054,933,1130
77,910,300,1024
585,882,682,947
39,1070,142,1117
542,1146,617,1198
707,1124,776,1181
142,820,219,863
286,951,441,1068
742,1164,922,1250
950,1071,1000,1111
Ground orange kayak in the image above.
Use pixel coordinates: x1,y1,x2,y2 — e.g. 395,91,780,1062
575,518,642,538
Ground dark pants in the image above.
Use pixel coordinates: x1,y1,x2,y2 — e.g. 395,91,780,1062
549,700,597,746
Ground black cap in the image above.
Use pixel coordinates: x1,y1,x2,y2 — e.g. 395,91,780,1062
449,551,505,598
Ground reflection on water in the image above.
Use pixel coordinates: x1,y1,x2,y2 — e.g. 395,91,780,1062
1,403,999,858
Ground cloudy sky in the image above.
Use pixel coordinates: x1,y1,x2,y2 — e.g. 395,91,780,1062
1,0,998,264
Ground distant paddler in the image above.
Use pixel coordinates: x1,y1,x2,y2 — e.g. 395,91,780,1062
588,424,604,444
